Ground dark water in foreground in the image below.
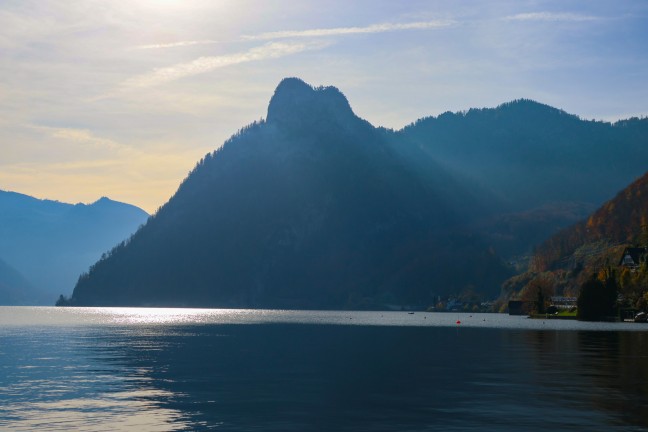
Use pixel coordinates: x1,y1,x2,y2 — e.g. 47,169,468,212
1,308,648,431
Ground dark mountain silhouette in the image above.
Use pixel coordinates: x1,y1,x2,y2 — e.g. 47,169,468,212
403,100,648,210
66,79,648,309
0,191,148,304
68,78,510,308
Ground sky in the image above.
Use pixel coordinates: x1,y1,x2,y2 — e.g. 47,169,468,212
1,0,647,213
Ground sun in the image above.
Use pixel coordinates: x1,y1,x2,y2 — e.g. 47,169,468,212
135,0,188,10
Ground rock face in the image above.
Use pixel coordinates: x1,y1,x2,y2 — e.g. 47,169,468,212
266,78,355,127
68,78,510,308
0,191,149,304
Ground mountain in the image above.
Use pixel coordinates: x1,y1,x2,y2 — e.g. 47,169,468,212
402,100,648,210
533,171,648,272
0,256,46,305
67,78,511,308
0,191,149,304
502,171,648,300
475,201,596,262
66,78,648,309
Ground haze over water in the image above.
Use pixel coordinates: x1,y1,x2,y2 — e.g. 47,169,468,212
1,307,647,431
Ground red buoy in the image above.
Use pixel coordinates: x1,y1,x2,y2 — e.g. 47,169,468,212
456,320,461,325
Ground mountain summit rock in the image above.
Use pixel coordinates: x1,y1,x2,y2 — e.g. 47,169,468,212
266,78,355,128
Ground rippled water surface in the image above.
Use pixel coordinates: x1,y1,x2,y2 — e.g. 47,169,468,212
1,307,648,431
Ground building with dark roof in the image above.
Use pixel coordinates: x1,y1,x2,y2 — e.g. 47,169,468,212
618,247,648,269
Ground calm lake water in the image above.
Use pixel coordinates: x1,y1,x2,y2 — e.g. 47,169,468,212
1,307,648,431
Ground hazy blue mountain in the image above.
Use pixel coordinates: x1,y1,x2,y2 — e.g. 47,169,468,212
402,100,648,210
0,191,149,303
68,78,510,308
475,201,596,261
0,256,47,305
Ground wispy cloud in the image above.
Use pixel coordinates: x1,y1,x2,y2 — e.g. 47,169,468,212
25,125,139,161
134,40,221,50
37,126,130,152
124,41,325,88
133,20,454,51
242,20,455,41
504,12,599,22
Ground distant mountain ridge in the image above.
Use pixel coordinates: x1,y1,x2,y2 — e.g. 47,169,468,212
0,256,43,305
402,99,648,209
66,78,648,309
0,190,149,304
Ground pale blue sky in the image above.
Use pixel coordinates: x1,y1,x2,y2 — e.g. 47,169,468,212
1,0,646,212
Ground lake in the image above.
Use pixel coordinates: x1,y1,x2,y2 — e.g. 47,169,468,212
1,307,647,431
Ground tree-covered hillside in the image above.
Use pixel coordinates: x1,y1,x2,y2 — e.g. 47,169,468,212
533,171,648,273
403,100,648,210
503,171,648,304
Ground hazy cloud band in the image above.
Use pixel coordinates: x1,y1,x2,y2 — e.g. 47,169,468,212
134,40,221,50
124,41,323,87
242,20,455,41
504,12,598,22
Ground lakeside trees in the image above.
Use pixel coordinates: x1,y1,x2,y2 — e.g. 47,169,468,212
577,271,618,321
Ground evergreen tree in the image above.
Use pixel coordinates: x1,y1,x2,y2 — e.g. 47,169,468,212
577,273,617,321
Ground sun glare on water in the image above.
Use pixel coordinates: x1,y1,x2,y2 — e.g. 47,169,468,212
98,307,253,325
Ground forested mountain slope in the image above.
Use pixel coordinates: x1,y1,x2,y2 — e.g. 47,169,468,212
403,100,648,210
533,171,648,273
503,171,648,300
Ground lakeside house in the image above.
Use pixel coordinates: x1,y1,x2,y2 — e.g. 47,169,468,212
508,297,576,316
618,247,648,270
550,296,577,310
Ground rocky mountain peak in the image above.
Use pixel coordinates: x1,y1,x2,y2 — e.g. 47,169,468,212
266,77,355,127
